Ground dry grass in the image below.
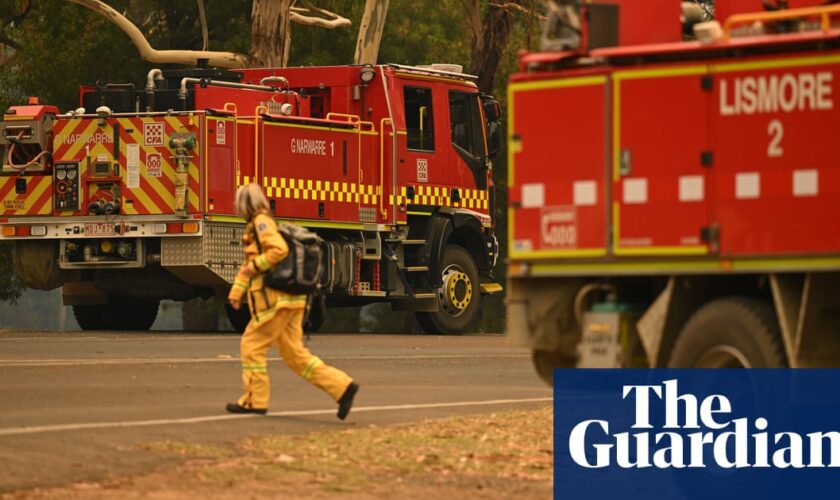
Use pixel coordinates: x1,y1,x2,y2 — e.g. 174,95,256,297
9,406,553,499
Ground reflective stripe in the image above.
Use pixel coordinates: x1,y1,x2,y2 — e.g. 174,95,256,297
301,357,323,380
242,362,267,373
254,255,270,271
233,280,249,290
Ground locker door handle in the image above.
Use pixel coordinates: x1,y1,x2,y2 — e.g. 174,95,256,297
619,149,632,177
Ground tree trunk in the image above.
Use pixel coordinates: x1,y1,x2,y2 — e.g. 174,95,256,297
196,0,209,50
354,0,390,65
467,1,522,94
250,0,292,67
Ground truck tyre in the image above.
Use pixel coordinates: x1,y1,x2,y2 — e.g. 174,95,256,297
225,304,251,333
667,297,786,368
72,304,112,331
417,244,480,334
73,297,159,331
532,349,576,387
114,297,159,331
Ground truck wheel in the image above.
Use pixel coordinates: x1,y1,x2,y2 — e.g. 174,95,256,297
73,304,112,330
532,349,576,387
111,297,159,331
72,297,159,331
416,245,480,334
225,304,251,333
667,297,786,368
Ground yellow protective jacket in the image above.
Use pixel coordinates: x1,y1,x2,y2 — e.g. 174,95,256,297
228,212,307,325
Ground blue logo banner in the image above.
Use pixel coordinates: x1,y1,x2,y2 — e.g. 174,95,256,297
554,369,840,500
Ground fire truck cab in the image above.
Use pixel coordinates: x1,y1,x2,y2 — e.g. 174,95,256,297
508,0,840,383
1,63,502,332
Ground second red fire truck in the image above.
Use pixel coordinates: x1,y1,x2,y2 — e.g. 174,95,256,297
508,0,840,382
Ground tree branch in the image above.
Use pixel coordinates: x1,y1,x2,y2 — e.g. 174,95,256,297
66,0,248,67
5,0,33,28
290,2,351,29
0,32,22,50
489,1,546,20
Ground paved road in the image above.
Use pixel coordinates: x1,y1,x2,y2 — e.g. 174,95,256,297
0,330,550,493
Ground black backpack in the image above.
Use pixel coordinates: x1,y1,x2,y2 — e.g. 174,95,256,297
253,221,323,295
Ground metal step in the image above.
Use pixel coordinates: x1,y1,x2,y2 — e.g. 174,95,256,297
388,292,435,300
402,266,429,272
384,238,426,245
480,283,503,294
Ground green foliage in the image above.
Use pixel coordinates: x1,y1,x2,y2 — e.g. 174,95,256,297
379,0,472,67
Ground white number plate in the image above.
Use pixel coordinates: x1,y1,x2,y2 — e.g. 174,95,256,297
84,223,115,237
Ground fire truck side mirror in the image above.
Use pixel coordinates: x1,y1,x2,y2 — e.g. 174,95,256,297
483,99,501,122
487,120,502,159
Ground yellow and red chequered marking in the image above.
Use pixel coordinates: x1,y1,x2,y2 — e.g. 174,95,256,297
235,174,490,212
262,177,382,205
0,175,52,216
387,185,489,210
52,116,200,215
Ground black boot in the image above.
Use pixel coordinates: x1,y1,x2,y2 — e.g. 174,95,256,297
226,402,267,415
337,382,359,420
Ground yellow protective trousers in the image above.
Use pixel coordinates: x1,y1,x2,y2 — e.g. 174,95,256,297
237,308,353,410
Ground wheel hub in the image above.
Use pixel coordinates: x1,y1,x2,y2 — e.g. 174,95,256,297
438,265,472,316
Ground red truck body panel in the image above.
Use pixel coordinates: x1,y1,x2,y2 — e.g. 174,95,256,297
1,64,492,234
510,31,840,268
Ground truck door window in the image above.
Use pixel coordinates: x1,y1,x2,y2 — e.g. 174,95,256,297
403,86,435,151
449,91,484,158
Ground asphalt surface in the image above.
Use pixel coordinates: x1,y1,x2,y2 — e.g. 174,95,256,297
0,330,550,493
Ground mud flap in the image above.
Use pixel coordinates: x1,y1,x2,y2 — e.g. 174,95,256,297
425,215,452,288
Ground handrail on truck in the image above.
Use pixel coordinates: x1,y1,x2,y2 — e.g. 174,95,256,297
723,4,840,40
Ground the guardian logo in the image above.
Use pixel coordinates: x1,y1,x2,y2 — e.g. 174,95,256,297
569,379,840,469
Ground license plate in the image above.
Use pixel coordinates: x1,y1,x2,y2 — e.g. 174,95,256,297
84,223,115,236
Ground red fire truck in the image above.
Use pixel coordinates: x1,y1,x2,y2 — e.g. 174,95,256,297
507,0,840,383
0,63,503,332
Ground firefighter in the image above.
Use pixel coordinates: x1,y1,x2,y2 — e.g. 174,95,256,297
226,183,359,419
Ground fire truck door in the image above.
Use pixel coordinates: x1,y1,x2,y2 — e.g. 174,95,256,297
236,120,255,188
447,90,486,191
612,66,712,256
398,84,444,212
205,116,236,214
508,76,609,259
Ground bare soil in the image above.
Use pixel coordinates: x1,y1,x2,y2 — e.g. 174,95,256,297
4,406,553,499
